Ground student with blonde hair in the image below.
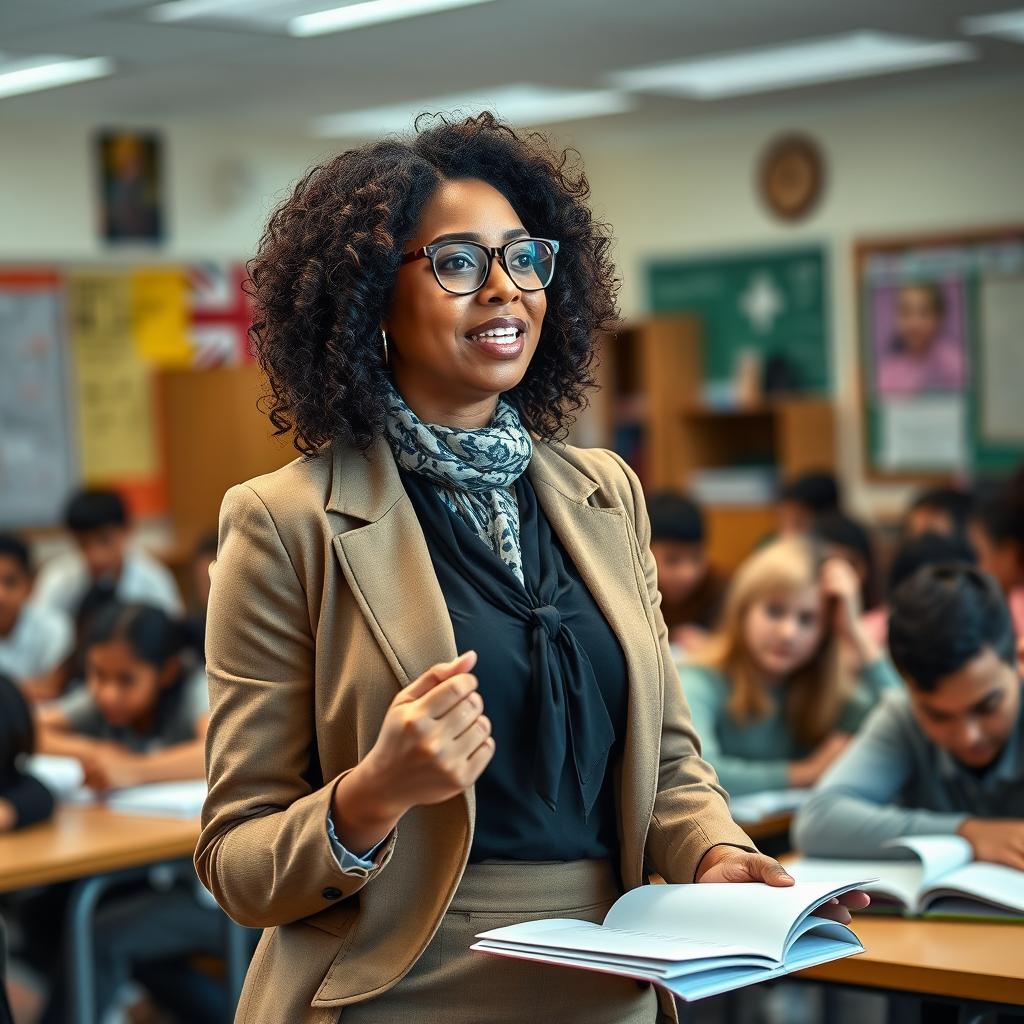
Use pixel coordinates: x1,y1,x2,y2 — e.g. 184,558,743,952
680,537,900,796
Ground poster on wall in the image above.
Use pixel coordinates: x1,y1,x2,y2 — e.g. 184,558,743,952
858,230,1024,478
0,270,75,527
95,130,166,244
67,270,166,516
187,262,253,366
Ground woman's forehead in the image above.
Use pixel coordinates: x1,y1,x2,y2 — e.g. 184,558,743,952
413,178,525,243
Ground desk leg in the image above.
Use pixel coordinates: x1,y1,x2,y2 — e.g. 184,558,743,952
66,873,116,1024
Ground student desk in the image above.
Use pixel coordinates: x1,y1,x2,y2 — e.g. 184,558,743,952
0,805,250,1024
735,812,793,843
799,916,1024,1012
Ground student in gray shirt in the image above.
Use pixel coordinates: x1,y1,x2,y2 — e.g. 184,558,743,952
793,564,1024,868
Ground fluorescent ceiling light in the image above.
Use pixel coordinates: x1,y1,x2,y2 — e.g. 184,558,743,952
963,8,1024,41
290,0,498,37
0,55,113,100
609,31,975,99
148,0,295,23
313,84,632,137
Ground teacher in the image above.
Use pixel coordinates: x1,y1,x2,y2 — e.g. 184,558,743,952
195,113,864,1024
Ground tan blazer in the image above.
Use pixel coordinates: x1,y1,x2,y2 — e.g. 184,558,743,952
195,435,754,1024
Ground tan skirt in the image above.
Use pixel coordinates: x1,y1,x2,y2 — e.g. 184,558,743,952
337,859,662,1024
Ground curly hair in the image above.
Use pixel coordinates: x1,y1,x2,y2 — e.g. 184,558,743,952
247,112,619,455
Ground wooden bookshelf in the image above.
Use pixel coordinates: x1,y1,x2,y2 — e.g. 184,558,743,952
595,316,836,569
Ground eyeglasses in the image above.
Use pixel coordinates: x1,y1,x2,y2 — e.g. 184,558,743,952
399,237,560,295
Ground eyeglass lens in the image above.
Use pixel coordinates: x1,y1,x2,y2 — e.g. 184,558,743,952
431,239,555,294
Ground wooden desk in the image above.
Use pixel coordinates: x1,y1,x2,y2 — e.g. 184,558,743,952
0,804,247,1024
0,805,199,892
799,916,1024,1007
736,812,793,843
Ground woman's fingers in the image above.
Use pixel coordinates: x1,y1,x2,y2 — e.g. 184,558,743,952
402,650,477,702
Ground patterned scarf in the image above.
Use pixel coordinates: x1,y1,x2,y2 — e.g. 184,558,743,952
383,380,534,585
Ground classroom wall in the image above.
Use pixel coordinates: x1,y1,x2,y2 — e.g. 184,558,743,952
3,77,1022,517
575,80,1024,516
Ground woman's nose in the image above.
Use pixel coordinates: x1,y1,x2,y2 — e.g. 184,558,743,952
477,256,520,305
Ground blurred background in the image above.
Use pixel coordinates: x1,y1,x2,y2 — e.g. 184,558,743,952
1,1,1024,1022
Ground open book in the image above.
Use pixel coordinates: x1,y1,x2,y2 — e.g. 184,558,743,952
788,835,1024,920
470,879,867,1002
729,788,809,827
23,756,206,818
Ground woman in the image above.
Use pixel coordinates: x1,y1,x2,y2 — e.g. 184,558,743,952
681,539,900,797
195,114,866,1024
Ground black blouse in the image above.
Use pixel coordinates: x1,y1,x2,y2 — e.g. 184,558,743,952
401,468,629,864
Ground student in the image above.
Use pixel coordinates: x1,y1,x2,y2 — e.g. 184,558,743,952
32,489,183,621
792,564,1023,862
904,485,974,540
37,602,207,785
28,602,220,1023
0,535,72,701
0,673,55,833
813,511,877,611
776,470,841,537
647,491,726,652
970,467,1024,641
182,530,218,661
861,532,976,648
681,537,900,797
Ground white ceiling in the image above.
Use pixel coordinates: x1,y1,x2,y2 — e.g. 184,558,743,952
1,0,1023,131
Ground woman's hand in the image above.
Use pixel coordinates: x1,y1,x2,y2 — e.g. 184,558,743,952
695,846,871,924
332,651,495,851
820,557,880,668
79,745,144,793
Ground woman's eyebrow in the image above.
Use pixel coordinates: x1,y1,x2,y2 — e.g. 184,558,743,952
427,228,529,245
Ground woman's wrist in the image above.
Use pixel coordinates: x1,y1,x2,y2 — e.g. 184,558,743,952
331,758,406,852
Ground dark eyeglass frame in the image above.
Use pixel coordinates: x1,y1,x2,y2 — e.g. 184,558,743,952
399,237,560,295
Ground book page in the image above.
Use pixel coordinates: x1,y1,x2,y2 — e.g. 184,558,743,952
786,857,920,913
601,879,861,962
923,862,1024,916
729,788,810,825
884,834,973,886
104,779,207,818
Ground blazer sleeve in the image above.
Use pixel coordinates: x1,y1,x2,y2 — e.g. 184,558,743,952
604,451,756,882
194,483,397,929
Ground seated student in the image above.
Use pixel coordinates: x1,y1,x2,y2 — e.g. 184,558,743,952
861,532,976,648
905,485,974,541
792,564,1023,862
27,602,219,1024
680,537,900,797
182,530,218,661
647,491,726,653
776,470,842,537
32,489,182,621
0,535,72,702
0,673,55,833
36,602,207,788
813,511,878,612
970,467,1024,642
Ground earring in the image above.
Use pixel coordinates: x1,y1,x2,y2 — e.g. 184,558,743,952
381,327,389,367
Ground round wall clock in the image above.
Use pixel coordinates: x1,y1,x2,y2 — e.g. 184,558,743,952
758,134,825,222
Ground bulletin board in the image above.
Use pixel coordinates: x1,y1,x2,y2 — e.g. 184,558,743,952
647,245,830,393
856,227,1024,480
0,260,252,527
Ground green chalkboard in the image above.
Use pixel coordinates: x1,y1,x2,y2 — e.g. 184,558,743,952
648,245,830,393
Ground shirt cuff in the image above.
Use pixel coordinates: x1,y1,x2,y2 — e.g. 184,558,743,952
326,810,390,874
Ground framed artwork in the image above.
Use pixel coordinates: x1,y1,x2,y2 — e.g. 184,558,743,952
95,130,166,244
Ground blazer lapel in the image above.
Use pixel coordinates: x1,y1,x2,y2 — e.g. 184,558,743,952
528,444,664,888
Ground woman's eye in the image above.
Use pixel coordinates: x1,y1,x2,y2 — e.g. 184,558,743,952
512,253,533,269
438,253,478,273
799,613,819,629
765,604,786,619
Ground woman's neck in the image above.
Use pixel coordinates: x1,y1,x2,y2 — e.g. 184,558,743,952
390,371,499,429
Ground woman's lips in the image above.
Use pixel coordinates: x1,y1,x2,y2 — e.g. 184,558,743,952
464,318,527,361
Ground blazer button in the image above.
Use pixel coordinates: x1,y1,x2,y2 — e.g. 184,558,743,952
322,887,342,900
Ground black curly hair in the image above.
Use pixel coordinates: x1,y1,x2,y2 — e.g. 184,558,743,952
247,112,619,455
